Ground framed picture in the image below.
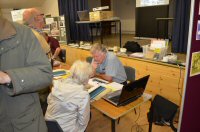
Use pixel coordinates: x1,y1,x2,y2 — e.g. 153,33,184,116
51,29,60,36
190,51,200,77
59,21,65,27
196,20,200,40
45,18,54,25
50,21,58,30
60,28,66,37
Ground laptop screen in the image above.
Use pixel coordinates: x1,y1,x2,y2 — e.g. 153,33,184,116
118,75,150,105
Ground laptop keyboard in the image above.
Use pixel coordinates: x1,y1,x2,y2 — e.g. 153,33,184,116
109,95,120,103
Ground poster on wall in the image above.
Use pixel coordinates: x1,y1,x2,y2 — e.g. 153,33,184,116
11,9,25,22
45,18,54,24
59,21,65,27
136,0,169,7
190,51,200,76
60,28,65,37
196,20,200,40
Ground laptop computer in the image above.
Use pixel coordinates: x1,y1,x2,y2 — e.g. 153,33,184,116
103,75,150,107
77,10,89,21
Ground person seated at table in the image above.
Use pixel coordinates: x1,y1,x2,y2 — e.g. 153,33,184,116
45,60,93,132
90,43,127,85
43,32,62,61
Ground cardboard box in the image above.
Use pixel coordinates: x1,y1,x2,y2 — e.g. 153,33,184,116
89,11,113,21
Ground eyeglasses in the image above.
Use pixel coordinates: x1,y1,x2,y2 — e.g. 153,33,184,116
37,13,44,16
35,13,44,18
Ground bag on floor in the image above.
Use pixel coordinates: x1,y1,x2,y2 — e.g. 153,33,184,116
123,41,142,53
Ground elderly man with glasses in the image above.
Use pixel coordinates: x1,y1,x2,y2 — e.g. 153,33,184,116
23,8,50,56
90,43,127,85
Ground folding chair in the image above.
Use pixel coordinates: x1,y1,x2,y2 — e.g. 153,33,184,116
148,95,178,132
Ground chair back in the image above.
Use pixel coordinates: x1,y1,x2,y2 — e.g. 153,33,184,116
59,49,66,62
124,66,135,82
148,95,178,132
86,56,93,63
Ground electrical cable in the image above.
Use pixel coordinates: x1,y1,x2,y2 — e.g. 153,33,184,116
131,106,146,132
177,64,182,97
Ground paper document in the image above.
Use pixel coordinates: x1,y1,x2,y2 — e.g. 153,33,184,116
87,85,100,93
130,52,144,58
88,78,109,86
105,82,123,91
87,78,109,93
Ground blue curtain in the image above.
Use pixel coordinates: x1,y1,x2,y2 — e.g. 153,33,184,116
172,0,191,53
58,0,90,43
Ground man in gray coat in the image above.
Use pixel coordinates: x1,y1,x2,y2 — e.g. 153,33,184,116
0,16,52,132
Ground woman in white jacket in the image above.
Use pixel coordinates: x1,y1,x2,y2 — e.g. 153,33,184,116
45,60,94,132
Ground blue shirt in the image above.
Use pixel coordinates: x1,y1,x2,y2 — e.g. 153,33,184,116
96,52,127,83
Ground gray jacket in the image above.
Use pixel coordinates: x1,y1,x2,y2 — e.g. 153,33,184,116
0,18,52,132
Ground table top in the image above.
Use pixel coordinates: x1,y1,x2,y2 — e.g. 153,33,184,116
53,63,70,70
76,18,120,24
156,17,174,20
91,93,152,120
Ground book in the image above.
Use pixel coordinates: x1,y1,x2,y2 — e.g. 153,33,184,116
53,69,70,79
53,70,66,77
89,86,106,100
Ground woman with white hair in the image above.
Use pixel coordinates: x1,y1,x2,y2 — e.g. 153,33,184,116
45,60,93,132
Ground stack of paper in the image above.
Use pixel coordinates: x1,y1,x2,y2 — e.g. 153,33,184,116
105,82,123,91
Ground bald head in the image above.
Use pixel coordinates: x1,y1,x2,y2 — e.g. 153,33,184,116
23,8,45,29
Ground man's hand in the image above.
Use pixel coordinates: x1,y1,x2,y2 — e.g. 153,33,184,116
90,61,99,78
0,71,11,84
91,61,99,70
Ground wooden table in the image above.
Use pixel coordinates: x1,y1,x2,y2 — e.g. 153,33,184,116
53,63,70,70
91,93,152,132
76,18,122,47
54,63,152,132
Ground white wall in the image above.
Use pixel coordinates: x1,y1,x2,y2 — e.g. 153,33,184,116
0,0,59,22
1,8,13,21
41,0,59,17
113,0,135,34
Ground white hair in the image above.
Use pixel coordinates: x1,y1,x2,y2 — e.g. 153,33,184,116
90,43,107,54
70,60,93,84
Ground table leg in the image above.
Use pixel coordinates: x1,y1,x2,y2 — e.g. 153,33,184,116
111,119,116,132
148,99,153,132
157,20,159,39
76,24,80,45
119,21,122,48
90,24,94,44
100,22,103,44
